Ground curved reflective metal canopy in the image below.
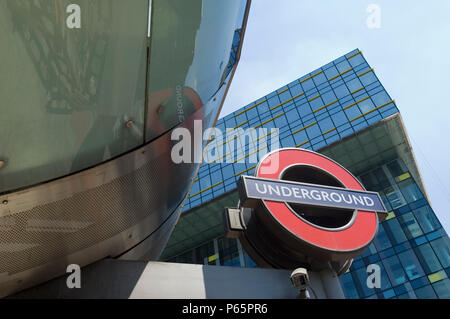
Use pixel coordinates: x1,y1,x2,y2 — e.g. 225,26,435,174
0,0,251,297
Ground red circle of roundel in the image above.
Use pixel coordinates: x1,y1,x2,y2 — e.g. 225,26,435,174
255,148,378,253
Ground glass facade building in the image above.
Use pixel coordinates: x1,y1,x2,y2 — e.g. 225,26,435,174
160,49,450,299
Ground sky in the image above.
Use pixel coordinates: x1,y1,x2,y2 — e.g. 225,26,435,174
221,0,450,232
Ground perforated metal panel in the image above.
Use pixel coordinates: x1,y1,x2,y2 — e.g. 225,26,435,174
1,154,186,275
0,118,200,297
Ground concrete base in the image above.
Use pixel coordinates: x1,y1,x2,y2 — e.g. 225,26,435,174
10,259,345,299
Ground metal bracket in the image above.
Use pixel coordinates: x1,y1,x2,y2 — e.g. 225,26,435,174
223,207,246,238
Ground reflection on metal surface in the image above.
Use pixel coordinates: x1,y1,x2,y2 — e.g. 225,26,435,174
1,0,149,193
0,0,250,297
146,0,247,141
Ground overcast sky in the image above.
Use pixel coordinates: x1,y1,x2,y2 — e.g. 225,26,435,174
221,0,450,232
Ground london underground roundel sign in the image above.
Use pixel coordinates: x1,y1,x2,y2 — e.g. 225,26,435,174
225,148,387,271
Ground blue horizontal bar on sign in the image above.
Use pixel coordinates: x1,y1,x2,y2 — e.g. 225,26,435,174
238,176,387,213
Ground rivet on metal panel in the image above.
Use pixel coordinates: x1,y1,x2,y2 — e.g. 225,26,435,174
125,120,134,128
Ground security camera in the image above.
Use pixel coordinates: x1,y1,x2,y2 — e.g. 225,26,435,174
290,268,309,290
290,268,317,299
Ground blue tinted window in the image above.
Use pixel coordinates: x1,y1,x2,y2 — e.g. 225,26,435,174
309,96,322,110
432,279,450,299
352,119,368,131
285,109,300,122
352,259,365,270
311,140,326,151
384,218,408,245
202,191,213,201
368,243,378,255
325,134,339,144
382,255,407,285
257,101,269,114
313,73,327,86
221,164,234,180
411,277,429,290
331,111,348,127
225,116,237,128
413,206,441,233
199,175,211,189
301,79,315,91
398,213,423,239
297,102,312,118
383,289,396,299
292,129,308,143
414,285,437,299
267,91,277,99
415,244,443,274
318,118,334,132
430,237,450,268
246,106,258,120
381,106,398,118
397,291,416,299
358,98,375,113
415,236,427,246
315,111,329,122
367,254,381,264
398,250,425,280
317,82,330,92
334,84,350,99
210,169,223,183
290,83,303,95
293,94,307,105
398,179,423,203
338,127,353,139
346,78,363,92
324,66,339,79
426,230,443,241
354,62,369,73
371,90,390,107
344,106,362,121
321,90,337,104
190,181,200,194
280,135,294,147
267,95,280,108
235,112,247,124
340,273,360,299
336,60,351,73
359,71,377,86
373,223,393,251
306,123,321,139
279,90,291,102
394,241,412,254
274,114,288,127
352,268,373,297
409,198,427,210
348,54,364,67
382,186,407,209
393,283,408,295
